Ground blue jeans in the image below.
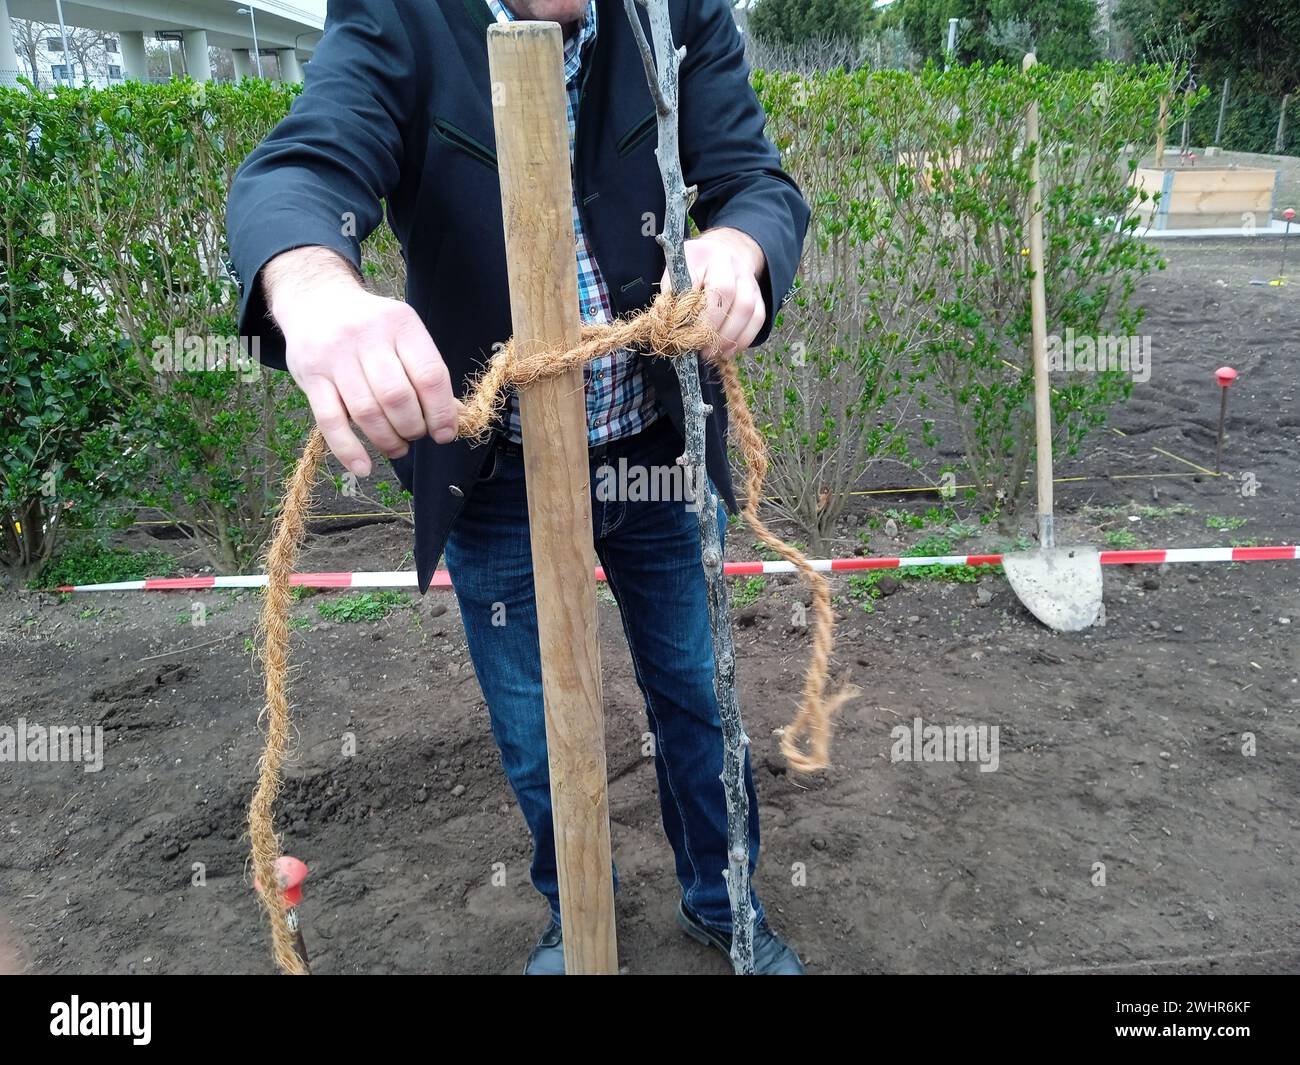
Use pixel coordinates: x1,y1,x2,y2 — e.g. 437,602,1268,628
444,417,763,932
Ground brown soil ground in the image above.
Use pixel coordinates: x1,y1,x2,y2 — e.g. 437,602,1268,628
2,235,1297,976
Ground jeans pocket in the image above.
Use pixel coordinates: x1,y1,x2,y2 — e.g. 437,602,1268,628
475,441,525,493
477,446,501,485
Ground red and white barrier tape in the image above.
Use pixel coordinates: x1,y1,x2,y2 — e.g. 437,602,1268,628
51,545,1300,593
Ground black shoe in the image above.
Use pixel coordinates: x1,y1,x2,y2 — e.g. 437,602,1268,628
676,902,806,974
523,919,565,975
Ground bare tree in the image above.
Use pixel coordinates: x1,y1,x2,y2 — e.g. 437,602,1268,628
209,46,234,81
11,21,117,85
148,40,181,80
63,25,113,84
744,29,914,75
10,19,53,86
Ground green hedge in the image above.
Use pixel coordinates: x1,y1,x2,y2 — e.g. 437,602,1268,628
2,80,310,576
2,65,1184,571
748,62,1172,540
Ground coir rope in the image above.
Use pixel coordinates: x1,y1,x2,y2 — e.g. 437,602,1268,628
251,288,854,972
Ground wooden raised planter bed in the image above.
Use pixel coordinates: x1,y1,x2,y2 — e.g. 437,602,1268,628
1131,164,1278,230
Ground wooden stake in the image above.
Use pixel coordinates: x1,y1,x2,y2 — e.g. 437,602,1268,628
1155,91,1170,169
1214,77,1230,147
1024,53,1054,549
487,21,617,976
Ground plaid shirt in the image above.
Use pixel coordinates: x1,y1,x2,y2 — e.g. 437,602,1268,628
487,0,658,445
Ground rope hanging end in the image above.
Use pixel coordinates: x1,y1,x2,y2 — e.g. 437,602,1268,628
779,683,861,774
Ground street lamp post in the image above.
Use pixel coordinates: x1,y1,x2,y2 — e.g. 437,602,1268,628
53,0,72,85
237,6,263,78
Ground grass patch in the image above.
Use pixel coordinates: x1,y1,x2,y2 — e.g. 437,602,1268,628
1104,528,1139,548
1082,503,1192,521
1206,515,1248,531
317,590,411,623
922,505,960,526
846,573,881,612
861,511,977,548
846,534,993,613
732,576,766,608
1135,504,1193,519
883,507,924,530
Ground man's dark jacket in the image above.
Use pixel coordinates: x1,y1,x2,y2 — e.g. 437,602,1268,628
226,0,809,592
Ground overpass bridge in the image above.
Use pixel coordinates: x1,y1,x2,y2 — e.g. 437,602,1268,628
1,0,327,81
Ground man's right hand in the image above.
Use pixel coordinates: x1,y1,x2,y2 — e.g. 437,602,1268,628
263,246,461,478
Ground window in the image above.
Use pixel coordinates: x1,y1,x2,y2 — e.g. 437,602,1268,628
50,64,70,81
108,65,122,79
105,38,119,54
46,38,63,52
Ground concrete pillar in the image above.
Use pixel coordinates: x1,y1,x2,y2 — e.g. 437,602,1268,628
118,30,148,81
0,0,21,81
231,48,252,80
182,29,212,82
276,48,302,83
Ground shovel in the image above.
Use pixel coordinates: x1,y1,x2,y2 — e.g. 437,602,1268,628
1001,54,1104,633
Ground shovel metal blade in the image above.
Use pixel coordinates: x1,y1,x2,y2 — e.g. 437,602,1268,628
1002,547,1104,632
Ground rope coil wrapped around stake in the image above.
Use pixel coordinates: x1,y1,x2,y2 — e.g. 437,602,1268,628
251,288,856,972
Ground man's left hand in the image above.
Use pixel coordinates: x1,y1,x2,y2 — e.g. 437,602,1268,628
661,227,766,362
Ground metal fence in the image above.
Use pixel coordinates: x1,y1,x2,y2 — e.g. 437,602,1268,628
0,69,183,91
1193,81,1297,158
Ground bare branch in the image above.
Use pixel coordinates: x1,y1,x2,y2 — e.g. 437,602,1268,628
624,0,756,975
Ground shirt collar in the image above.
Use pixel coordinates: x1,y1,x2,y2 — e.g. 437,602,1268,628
485,1,598,80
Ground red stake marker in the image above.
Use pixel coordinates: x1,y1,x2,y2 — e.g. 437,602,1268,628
254,856,311,971
1214,366,1237,473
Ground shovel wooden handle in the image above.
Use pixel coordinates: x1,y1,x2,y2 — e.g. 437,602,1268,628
1024,53,1055,550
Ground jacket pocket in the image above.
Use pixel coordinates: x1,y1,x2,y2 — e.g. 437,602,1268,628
432,118,498,171
616,111,657,156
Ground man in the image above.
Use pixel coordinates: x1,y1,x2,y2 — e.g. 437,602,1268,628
227,0,809,974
